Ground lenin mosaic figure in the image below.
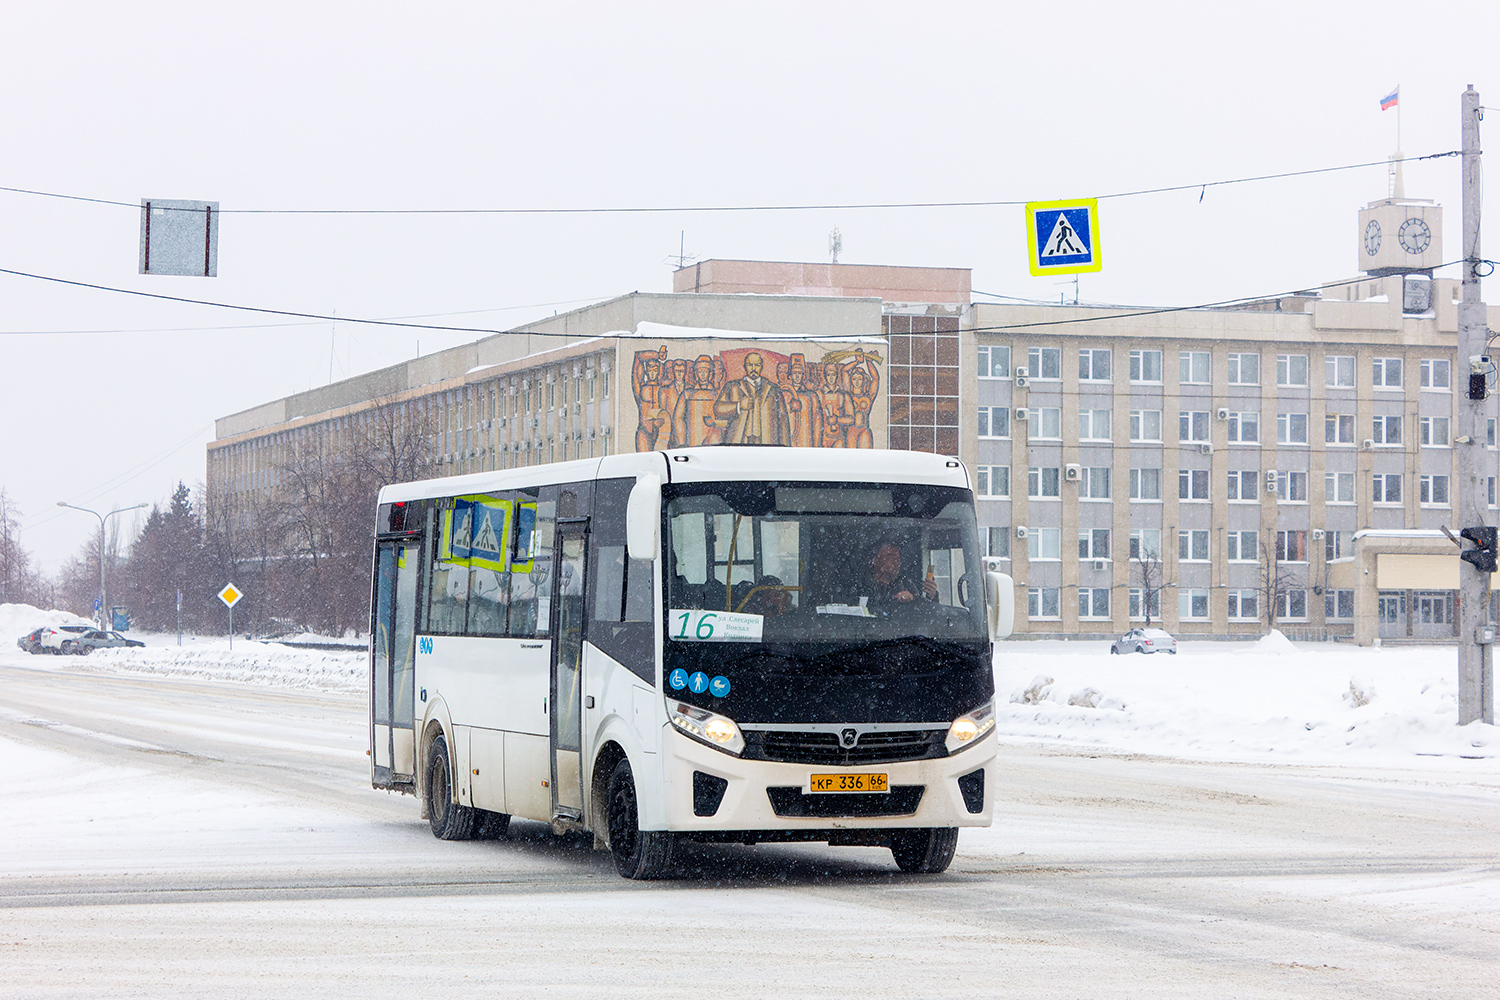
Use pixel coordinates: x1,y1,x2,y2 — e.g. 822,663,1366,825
713,352,792,445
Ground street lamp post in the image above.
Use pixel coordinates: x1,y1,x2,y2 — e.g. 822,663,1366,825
57,502,148,629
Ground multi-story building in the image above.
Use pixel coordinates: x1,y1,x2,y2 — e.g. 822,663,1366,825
208,205,1498,644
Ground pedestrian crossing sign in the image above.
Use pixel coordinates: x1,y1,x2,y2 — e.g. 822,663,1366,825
1025,198,1102,277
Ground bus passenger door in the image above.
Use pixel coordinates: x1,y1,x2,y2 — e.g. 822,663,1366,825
549,524,588,822
372,539,419,789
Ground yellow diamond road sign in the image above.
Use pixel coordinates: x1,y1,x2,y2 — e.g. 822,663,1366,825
218,584,243,608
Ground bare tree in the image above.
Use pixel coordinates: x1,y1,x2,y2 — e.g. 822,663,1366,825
1259,538,1304,631
0,488,50,607
1132,545,1165,624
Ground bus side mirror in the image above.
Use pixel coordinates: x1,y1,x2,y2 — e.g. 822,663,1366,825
627,472,662,562
986,571,1014,641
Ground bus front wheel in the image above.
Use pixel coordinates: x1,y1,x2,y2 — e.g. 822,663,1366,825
890,827,958,873
606,758,675,879
426,735,479,840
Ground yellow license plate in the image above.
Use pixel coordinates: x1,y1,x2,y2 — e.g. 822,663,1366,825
807,772,889,794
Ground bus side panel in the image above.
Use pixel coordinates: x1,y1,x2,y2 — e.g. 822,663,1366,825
504,732,551,821
418,636,550,736
582,643,661,826
451,724,474,807
469,727,507,813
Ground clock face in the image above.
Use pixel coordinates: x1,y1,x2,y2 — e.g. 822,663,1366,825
1398,217,1432,254
1364,219,1382,256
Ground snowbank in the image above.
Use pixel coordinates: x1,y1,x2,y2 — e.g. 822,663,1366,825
0,602,94,638
78,641,365,692
1237,628,1298,655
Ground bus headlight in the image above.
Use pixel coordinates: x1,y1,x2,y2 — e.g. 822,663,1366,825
668,700,745,756
946,700,995,754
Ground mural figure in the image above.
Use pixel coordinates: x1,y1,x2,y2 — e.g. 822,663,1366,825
633,343,882,452
713,352,792,445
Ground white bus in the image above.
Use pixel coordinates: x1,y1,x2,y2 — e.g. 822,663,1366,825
370,446,1014,878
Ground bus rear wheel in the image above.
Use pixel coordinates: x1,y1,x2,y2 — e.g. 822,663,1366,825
426,735,479,840
890,827,959,873
606,758,675,879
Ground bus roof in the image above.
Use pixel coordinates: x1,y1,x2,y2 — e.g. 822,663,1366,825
377,448,970,504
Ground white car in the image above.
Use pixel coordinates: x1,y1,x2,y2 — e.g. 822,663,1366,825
1110,627,1177,655
38,624,95,655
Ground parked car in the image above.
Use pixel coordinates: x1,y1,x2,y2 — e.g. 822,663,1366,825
71,630,146,653
17,627,52,653
1110,627,1178,655
37,624,95,655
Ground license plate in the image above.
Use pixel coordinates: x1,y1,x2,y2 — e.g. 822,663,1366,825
807,772,889,794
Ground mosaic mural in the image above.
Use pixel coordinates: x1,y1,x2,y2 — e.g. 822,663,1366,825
629,343,884,451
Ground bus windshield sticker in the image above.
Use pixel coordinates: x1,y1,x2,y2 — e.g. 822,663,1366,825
669,609,763,643
816,601,873,617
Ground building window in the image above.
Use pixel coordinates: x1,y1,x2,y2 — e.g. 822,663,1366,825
1029,407,1062,439
1277,470,1308,502
1027,527,1062,560
1226,530,1259,562
1325,355,1355,388
1179,589,1210,620
1027,347,1062,380
1079,408,1112,441
1178,469,1209,500
1326,413,1356,445
1226,411,1259,443
1277,354,1309,387
1180,410,1210,442
1227,353,1260,385
1079,349,1112,382
1130,410,1163,442
1078,528,1111,560
976,465,1010,498
1325,471,1355,504
1420,416,1450,447
1372,473,1403,504
978,406,1011,438
1129,588,1161,620
1179,529,1210,561
1130,468,1162,500
1275,590,1309,621
1325,530,1354,561
1028,587,1061,619
1373,357,1404,388
1227,469,1259,501
985,526,1011,559
1277,413,1309,445
1372,415,1402,445
1179,351,1211,385
1491,477,1497,508
1420,474,1451,506
1489,418,1497,447
1325,589,1355,620
1276,530,1309,562
1228,590,1260,620
1079,588,1111,619
1420,358,1451,389
1130,349,1163,383
1029,467,1061,498
1129,529,1161,559
885,313,960,454
1081,467,1111,499
978,345,1011,379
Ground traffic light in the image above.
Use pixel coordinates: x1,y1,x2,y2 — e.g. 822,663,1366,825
1460,526,1498,573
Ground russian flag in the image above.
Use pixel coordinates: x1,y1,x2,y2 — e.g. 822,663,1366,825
1380,87,1399,111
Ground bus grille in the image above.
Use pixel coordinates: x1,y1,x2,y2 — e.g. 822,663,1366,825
743,728,947,766
766,785,925,818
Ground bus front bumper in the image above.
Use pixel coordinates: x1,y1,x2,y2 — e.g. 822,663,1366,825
656,723,996,833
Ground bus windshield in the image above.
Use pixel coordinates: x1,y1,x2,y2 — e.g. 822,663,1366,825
665,482,985,644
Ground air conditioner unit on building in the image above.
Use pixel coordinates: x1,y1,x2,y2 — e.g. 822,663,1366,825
1014,376,1030,389
1014,407,1030,422
1216,407,1230,421
1013,367,1028,380
985,557,1004,571
1266,469,1278,492
1198,443,1213,454
1092,559,1108,571
1362,439,1374,451
1312,529,1326,540
1065,463,1082,481
1015,525,1029,539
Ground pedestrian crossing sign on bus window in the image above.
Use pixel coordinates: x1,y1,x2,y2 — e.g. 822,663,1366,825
1025,198,1102,277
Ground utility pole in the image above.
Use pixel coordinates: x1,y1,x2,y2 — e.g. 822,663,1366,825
57,501,147,629
1456,85,1494,726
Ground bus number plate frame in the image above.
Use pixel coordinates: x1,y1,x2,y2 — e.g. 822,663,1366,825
806,772,889,794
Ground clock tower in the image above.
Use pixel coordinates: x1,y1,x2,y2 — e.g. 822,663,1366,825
1358,196,1443,276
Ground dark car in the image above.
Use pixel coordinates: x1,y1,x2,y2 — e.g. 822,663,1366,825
17,627,51,654
1110,627,1178,655
70,630,146,653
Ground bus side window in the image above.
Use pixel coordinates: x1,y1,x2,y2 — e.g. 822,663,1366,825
465,496,511,637
508,498,555,636
428,502,471,634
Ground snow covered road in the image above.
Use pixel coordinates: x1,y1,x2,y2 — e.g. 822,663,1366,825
1,651,1498,998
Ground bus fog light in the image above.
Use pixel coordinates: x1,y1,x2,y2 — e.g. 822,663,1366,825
668,700,745,756
946,700,995,754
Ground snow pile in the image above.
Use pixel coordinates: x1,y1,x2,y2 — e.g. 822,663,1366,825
997,640,1498,769
80,640,365,692
0,602,94,638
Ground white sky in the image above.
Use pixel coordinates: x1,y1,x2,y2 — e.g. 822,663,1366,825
3,1,1495,572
